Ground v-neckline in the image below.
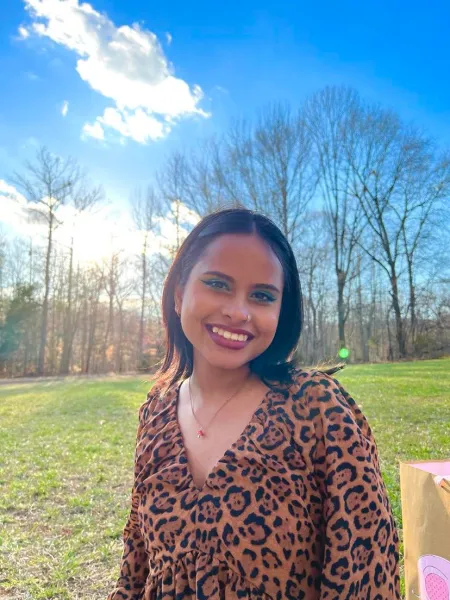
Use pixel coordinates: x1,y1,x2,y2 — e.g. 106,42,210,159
171,379,275,494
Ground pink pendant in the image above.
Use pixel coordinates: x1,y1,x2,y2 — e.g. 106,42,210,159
197,429,205,438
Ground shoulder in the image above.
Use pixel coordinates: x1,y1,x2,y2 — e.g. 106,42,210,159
137,379,165,425
286,368,372,440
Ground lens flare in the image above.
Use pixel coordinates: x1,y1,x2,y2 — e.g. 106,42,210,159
338,347,349,359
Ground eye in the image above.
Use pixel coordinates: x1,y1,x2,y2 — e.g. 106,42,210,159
201,279,229,290
252,291,276,303
202,280,276,303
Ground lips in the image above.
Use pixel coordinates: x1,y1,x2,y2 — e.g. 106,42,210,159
205,324,254,350
205,323,254,339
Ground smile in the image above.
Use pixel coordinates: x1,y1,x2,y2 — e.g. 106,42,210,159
205,324,253,350
211,327,248,342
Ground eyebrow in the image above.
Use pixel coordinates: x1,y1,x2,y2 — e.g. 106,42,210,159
201,270,281,294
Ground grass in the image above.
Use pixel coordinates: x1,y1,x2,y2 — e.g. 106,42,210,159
0,359,449,599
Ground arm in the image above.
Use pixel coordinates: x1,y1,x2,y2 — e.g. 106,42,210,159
107,389,158,600
308,372,401,600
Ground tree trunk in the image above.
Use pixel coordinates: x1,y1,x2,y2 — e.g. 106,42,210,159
60,241,74,374
115,304,124,373
38,212,54,375
389,269,407,358
386,304,394,361
23,317,31,376
80,281,88,373
337,269,346,349
138,234,148,370
85,297,99,374
406,256,417,354
102,256,116,371
49,291,57,374
356,257,368,361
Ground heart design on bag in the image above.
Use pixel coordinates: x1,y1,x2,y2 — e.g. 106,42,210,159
412,556,450,600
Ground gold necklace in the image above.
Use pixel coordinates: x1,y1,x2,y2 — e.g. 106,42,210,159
188,375,251,439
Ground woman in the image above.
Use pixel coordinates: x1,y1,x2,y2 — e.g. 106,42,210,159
107,208,401,600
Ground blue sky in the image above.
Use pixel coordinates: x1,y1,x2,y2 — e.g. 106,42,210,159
1,0,450,209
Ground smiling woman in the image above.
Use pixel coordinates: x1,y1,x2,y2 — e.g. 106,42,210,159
106,207,401,600
159,208,302,390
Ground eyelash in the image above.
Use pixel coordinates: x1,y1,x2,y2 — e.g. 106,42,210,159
201,279,276,303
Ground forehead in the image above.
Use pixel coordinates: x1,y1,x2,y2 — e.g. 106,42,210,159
192,233,283,285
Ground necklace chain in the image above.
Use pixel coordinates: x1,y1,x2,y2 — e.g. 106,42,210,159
188,375,251,439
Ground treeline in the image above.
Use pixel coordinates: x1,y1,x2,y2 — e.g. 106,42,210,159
0,85,449,378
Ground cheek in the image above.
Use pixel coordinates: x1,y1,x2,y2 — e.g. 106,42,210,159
258,307,281,336
184,286,219,318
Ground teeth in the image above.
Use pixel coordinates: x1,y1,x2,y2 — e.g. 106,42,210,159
211,327,248,342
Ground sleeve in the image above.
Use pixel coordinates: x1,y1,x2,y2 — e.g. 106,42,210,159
306,371,401,600
106,387,160,600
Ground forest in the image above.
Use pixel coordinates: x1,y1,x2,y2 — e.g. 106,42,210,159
1,86,449,378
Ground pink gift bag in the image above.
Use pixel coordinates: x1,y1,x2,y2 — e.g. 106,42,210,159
400,460,450,600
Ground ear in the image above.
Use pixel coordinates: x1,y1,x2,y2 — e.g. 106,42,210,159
174,284,183,315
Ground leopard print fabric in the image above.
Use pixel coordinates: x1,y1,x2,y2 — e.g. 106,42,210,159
107,369,401,599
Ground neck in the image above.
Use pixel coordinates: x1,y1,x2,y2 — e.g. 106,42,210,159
189,358,253,407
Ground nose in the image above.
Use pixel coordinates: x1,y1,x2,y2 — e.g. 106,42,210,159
221,298,250,323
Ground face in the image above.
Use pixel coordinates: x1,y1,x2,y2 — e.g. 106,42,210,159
175,233,284,371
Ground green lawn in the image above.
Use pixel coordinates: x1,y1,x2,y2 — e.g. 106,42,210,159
0,359,449,599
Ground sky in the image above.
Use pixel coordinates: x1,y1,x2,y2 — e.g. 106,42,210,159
1,0,450,265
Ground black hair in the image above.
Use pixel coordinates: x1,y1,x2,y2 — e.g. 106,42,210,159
153,207,344,392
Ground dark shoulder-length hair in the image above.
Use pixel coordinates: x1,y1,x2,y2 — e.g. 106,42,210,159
153,207,344,392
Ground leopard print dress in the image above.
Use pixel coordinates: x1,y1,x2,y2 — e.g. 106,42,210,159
107,369,401,600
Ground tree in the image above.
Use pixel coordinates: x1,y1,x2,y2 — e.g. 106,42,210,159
304,86,365,353
295,211,333,364
130,186,161,371
398,150,450,350
345,105,449,357
59,180,103,374
219,102,317,247
0,284,39,375
12,146,80,375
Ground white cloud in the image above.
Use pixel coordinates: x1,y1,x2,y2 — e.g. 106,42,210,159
165,32,172,45
61,100,69,116
22,0,209,144
82,121,104,141
0,179,200,267
98,107,168,143
1,179,141,264
0,180,28,209
0,180,43,238
18,26,30,39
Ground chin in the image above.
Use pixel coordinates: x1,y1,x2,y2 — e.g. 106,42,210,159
205,355,250,370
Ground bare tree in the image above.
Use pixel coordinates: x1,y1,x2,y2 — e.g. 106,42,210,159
156,137,241,219
398,151,450,351
113,259,135,373
156,156,201,257
84,266,104,374
156,156,186,257
12,146,79,375
344,104,448,357
304,86,365,353
296,211,333,364
130,185,161,370
186,138,234,215
157,152,188,251
100,249,120,372
219,102,317,247
59,180,103,374
2,237,29,291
